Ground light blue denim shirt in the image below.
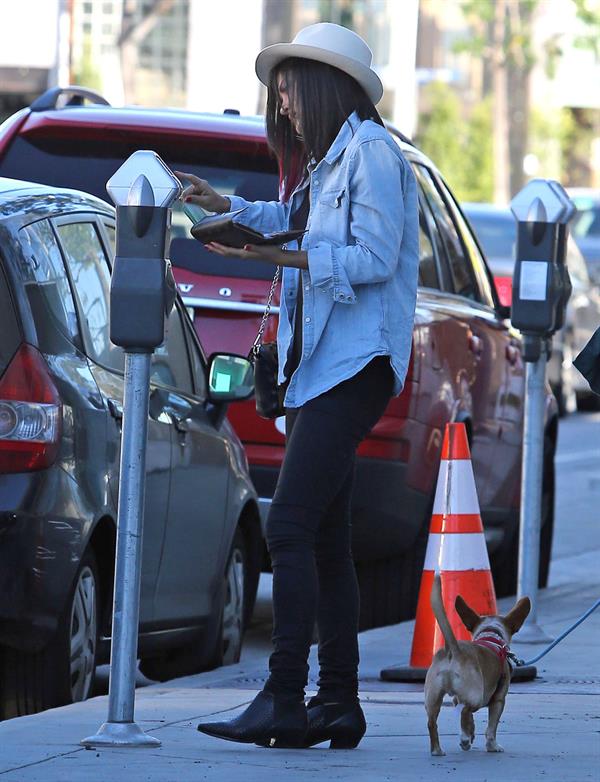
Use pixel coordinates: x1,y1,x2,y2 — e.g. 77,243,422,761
226,111,419,408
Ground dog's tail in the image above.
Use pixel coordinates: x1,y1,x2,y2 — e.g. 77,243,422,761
430,573,459,657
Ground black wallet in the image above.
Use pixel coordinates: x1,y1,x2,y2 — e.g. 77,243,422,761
190,209,304,249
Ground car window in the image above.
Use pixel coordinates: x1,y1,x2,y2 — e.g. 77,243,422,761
0,263,20,377
18,220,80,347
417,203,441,290
103,224,116,259
435,182,496,308
182,316,207,399
414,165,479,301
572,202,600,239
151,306,193,394
566,237,590,285
0,135,279,281
56,220,124,372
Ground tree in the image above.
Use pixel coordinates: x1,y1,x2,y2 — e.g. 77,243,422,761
455,0,538,204
415,82,493,202
118,0,176,103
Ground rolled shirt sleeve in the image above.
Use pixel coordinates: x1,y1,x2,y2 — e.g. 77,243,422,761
307,140,409,303
225,195,290,235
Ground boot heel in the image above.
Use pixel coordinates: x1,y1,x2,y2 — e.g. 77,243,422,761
329,734,362,750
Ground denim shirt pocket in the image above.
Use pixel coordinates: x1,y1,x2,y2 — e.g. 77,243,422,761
320,187,346,209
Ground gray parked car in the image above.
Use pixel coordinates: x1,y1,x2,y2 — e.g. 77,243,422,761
0,177,262,719
568,188,600,285
463,202,600,415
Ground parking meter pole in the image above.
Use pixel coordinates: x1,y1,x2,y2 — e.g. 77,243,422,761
81,351,159,748
106,351,153,724
82,155,179,749
510,179,575,645
517,346,553,643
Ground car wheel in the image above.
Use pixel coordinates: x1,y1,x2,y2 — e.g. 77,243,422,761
492,432,555,596
139,526,250,681
0,550,99,719
356,510,429,631
554,341,577,417
221,527,246,664
576,390,600,412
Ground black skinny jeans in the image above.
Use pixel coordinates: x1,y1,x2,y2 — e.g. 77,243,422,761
264,356,394,703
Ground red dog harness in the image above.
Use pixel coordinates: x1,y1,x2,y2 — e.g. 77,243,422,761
474,634,510,667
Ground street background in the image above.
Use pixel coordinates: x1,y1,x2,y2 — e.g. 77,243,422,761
0,407,598,781
1,0,599,198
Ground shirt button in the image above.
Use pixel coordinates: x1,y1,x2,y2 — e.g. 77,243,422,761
305,284,310,291
305,317,311,323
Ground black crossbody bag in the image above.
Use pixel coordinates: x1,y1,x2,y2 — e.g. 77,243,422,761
249,189,310,420
249,266,284,419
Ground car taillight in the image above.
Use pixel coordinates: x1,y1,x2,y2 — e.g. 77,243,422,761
0,344,62,473
494,276,513,307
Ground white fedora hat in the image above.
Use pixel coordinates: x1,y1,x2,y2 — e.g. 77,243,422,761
255,22,384,105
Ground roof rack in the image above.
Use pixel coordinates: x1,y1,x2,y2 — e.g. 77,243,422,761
30,86,110,112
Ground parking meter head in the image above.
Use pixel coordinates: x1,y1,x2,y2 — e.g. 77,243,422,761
511,179,567,225
106,150,182,208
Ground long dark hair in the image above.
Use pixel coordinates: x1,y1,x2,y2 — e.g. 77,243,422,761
265,57,384,201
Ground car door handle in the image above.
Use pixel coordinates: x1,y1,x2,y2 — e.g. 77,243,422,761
107,398,123,422
173,416,190,435
468,334,483,356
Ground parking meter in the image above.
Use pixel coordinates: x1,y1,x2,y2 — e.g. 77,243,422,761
511,181,574,361
510,179,575,643
82,151,181,749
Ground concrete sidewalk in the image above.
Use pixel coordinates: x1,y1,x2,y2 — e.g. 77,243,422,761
1,552,598,782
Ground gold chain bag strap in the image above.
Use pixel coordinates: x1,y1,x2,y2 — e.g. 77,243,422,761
249,265,285,419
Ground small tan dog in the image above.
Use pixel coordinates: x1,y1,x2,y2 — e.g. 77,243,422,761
424,574,531,756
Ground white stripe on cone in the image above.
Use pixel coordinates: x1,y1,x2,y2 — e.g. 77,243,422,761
432,459,480,516
424,532,491,571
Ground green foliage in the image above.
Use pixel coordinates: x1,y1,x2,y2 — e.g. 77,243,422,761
415,82,493,203
72,36,102,92
572,0,600,59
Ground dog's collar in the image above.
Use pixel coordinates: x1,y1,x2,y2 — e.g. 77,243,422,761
473,634,510,666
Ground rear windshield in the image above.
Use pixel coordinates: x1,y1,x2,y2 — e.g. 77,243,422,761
1,136,280,281
0,261,21,376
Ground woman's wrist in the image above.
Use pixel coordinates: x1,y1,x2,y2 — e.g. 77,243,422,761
217,195,231,213
279,249,308,269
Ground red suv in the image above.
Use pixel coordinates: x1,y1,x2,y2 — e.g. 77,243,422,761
0,87,559,629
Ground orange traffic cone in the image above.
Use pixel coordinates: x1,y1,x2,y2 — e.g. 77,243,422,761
380,421,497,682
409,422,497,668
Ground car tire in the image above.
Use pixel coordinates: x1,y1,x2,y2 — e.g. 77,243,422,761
492,432,555,596
554,340,577,417
0,550,99,719
356,511,429,631
139,526,251,681
576,390,600,412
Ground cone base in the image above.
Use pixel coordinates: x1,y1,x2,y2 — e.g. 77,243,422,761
379,663,537,683
379,665,429,682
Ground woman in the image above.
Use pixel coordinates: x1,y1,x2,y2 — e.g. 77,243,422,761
178,22,418,749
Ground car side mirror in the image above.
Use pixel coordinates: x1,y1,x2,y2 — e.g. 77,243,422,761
207,353,254,404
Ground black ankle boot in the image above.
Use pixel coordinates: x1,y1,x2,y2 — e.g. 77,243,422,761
304,697,366,749
197,690,308,748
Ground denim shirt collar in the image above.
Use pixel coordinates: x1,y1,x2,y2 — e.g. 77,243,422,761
309,111,362,172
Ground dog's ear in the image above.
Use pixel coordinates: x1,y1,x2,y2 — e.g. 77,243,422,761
455,595,481,632
503,597,531,635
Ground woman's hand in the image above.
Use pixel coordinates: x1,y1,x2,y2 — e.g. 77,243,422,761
175,170,230,214
205,242,308,269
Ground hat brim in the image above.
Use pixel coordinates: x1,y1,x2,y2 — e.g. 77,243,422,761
255,42,384,105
